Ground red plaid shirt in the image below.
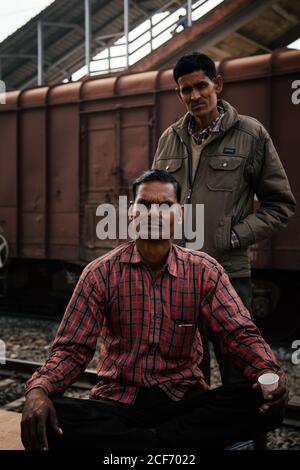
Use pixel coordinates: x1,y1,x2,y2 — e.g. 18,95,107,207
26,241,282,404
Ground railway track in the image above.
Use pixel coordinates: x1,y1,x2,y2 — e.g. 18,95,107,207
283,402,300,429
0,358,98,411
1,358,299,428
0,358,98,389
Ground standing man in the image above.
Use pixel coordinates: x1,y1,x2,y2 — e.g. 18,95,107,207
152,52,296,384
21,170,287,451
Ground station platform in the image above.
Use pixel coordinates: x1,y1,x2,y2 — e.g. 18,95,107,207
0,409,24,450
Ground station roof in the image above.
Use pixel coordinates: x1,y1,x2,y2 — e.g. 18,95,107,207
0,0,179,90
129,0,300,72
1,0,299,90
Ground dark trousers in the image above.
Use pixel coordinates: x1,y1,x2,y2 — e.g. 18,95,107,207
48,384,282,450
211,277,253,385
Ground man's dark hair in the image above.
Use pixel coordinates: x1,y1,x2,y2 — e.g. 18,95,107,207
173,52,216,83
132,169,181,202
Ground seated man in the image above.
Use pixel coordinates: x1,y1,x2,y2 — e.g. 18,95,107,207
21,170,288,451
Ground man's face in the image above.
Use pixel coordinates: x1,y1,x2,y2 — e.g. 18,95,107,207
176,69,223,119
131,181,181,240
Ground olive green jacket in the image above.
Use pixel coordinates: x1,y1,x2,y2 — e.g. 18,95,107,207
152,100,296,278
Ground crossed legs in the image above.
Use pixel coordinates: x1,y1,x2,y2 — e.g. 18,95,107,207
48,384,282,450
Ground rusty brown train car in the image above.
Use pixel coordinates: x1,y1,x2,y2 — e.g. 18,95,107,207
0,49,299,339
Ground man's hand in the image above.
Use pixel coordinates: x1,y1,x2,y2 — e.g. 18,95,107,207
253,378,289,418
21,388,63,450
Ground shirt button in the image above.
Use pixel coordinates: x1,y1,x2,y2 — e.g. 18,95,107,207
222,162,228,168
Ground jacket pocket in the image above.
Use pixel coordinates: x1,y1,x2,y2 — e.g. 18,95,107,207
155,158,184,174
215,215,232,252
206,156,243,191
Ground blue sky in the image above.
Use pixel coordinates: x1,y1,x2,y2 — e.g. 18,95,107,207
0,0,54,42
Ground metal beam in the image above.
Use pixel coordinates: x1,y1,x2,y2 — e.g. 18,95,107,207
0,53,67,74
37,20,43,86
0,54,37,59
156,0,182,16
131,0,149,19
43,59,69,79
150,15,153,52
187,0,280,54
38,31,100,75
187,0,192,27
42,21,84,32
234,31,271,52
20,43,86,89
37,19,84,86
272,4,299,25
124,0,129,68
85,0,91,76
94,32,123,42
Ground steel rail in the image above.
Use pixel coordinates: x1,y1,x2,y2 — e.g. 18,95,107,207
1,358,300,427
0,358,98,390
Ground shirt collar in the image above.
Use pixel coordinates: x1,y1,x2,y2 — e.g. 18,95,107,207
120,241,178,277
188,101,225,144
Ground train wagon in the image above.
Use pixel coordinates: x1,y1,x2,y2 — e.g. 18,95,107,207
0,48,299,340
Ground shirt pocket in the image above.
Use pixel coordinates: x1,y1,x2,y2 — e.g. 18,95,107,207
160,319,197,359
206,156,243,191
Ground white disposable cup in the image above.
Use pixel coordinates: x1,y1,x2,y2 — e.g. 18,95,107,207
258,373,279,399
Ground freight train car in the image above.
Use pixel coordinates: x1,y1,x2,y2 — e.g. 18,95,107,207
0,49,299,340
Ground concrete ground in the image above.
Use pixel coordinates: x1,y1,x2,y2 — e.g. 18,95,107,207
0,409,24,450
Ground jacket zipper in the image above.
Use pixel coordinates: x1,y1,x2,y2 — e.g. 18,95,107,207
173,126,226,204
177,136,193,204
173,129,217,247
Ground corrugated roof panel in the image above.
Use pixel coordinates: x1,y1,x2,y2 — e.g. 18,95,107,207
217,34,257,56
3,0,298,90
0,0,178,89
